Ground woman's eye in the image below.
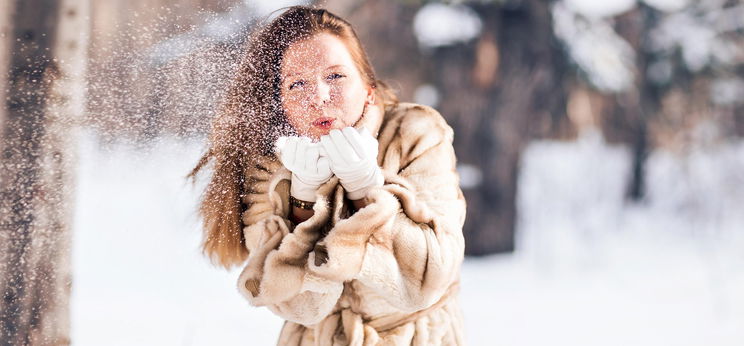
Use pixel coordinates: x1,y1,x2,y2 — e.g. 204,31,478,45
289,80,305,90
327,73,345,81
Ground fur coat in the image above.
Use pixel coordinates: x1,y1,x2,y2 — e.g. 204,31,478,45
237,102,467,345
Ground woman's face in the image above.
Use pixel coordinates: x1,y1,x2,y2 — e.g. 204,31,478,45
280,32,372,141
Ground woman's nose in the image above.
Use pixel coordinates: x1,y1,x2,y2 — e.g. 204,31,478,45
311,80,331,107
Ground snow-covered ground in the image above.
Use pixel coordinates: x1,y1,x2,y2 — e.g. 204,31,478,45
70,129,744,346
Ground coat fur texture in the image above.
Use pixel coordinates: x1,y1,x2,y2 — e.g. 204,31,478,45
237,103,467,345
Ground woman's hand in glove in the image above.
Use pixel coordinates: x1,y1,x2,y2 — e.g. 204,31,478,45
275,136,332,202
319,127,384,200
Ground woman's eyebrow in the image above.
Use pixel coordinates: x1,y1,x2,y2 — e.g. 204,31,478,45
283,71,302,79
324,64,346,70
283,65,348,80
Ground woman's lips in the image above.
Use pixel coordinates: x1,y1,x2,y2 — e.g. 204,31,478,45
312,117,335,130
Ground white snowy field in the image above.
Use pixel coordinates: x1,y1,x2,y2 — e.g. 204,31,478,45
70,129,744,346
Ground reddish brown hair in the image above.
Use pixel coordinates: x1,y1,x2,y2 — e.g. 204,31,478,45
188,6,397,268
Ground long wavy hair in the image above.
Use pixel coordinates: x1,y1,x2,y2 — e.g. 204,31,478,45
187,6,398,268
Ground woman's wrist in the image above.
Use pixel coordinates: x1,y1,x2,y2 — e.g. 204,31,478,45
351,197,369,211
289,195,315,210
289,195,315,225
290,206,314,225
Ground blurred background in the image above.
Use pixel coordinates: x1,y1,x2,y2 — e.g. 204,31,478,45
1,0,743,345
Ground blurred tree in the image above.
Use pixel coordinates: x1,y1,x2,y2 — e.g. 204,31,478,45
553,0,744,200
434,1,572,254
0,0,89,344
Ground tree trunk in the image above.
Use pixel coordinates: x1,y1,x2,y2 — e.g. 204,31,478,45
431,1,571,254
0,0,89,344
601,7,660,201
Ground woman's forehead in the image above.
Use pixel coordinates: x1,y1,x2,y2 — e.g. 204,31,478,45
281,33,356,76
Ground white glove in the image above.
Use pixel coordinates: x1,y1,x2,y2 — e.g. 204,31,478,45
275,136,333,202
319,127,384,200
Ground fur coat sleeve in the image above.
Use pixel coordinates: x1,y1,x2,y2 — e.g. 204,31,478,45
236,158,344,326
236,103,466,326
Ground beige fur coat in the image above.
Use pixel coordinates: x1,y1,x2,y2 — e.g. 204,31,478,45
237,103,467,345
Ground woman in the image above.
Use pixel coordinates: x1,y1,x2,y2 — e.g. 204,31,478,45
189,6,467,345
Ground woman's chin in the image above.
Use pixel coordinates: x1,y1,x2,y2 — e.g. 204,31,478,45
313,126,340,138
304,129,325,142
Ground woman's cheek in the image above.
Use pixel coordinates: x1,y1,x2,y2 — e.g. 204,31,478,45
285,110,305,134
